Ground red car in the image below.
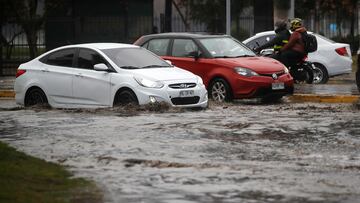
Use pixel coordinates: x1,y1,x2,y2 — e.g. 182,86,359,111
134,33,294,102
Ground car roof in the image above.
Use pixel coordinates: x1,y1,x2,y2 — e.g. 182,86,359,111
243,30,315,43
141,32,229,39
60,43,139,50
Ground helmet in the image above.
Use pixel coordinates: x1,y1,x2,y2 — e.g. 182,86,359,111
274,20,288,33
290,18,302,31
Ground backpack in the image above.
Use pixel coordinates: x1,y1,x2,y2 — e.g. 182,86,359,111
301,32,317,53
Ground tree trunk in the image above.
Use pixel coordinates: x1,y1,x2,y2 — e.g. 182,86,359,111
25,29,38,59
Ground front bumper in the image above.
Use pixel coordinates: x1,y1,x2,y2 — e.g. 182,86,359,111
134,83,208,108
231,73,294,99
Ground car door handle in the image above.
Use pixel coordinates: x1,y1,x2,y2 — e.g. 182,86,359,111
75,73,83,78
41,69,50,72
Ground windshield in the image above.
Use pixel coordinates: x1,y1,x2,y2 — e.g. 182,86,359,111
199,37,256,58
101,47,171,69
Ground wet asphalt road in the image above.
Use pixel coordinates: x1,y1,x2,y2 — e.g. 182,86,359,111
0,99,360,203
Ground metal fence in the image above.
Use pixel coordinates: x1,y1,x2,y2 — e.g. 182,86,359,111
1,22,45,76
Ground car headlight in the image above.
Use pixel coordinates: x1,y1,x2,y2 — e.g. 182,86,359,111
197,76,203,85
234,67,258,77
283,66,289,74
134,77,164,88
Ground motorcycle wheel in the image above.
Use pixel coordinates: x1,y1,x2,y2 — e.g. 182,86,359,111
304,64,314,84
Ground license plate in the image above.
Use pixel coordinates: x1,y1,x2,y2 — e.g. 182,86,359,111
272,82,285,90
179,90,194,97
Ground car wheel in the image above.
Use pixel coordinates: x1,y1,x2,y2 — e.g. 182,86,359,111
114,89,139,106
209,78,232,102
24,87,48,107
312,63,329,84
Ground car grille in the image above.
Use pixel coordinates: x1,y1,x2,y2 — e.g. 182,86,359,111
169,83,196,89
171,96,200,105
260,71,285,78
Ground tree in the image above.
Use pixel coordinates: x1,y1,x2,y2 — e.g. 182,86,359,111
174,0,251,34
6,0,44,59
296,0,359,52
296,0,359,36
4,0,65,59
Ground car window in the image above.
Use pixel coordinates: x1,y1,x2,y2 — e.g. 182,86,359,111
146,39,170,56
172,39,198,57
43,48,75,67
314,33,335,44
101,47,171,69
246,35,275,50
76,49,107,70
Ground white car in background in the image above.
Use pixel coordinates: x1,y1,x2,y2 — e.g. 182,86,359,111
243,31,353,84
14,43,208,108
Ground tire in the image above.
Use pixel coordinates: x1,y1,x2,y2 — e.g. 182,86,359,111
303,62,314,84
113,89,139,106
208,78,232,102
312,63,329,84
24,88,48,107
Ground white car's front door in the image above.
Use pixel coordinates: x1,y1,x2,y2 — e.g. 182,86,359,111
72,49,111,106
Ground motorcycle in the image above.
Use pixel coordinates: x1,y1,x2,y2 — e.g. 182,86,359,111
257,49,315,84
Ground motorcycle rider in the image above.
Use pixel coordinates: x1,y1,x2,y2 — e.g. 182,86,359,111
254,20,290,61
279,18,307,68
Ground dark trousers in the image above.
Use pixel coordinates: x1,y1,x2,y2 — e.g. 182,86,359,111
279,50,305,68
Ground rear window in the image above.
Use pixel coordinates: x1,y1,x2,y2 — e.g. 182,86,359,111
314,33,335,44
40,48,75,67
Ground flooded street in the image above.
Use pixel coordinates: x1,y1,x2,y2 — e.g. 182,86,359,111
1,100,360,203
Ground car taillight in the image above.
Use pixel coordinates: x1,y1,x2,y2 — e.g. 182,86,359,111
16,69,26,78
335,47,348,56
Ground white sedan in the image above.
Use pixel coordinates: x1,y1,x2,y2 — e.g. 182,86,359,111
14,43,208,108
243,31,353,84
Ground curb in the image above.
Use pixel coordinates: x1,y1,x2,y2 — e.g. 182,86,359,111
289,94,360,103
0,90,15,98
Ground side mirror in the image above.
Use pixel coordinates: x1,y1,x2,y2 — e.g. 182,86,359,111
260,49,274,56
188,51,201,60
165,60,173,65
94,63,109,71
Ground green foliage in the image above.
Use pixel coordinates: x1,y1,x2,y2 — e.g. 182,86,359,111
0,142,103,203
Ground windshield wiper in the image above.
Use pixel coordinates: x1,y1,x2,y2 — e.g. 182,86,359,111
214,56,233,58
120,66,140,69
235,55,255,57
141,65,171,69
214,55,254,58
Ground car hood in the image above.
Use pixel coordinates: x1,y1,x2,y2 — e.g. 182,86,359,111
131,67,197,81
215,56,286,74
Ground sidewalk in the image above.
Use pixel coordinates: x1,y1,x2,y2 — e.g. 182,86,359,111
1,74,359,103
0,76,15,98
